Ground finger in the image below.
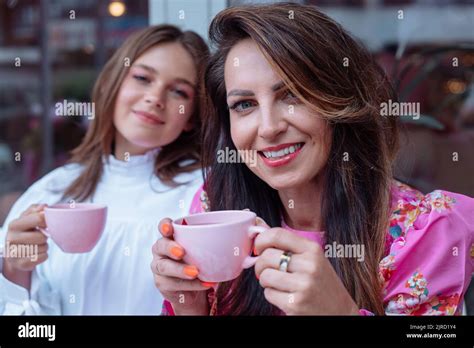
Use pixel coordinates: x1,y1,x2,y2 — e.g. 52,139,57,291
6,230,48,245
152,239,185,260
263,287,292,314
158,218,173,238
16,244,49,257
151,258,199,280
20,204,47,218
9,213,46,232
36,243,48,254
254,247,305,277
153,275,211,292
254,227,310,256
258,268,300,293
20,252,48,267
34,252,48,264
27,250,48,263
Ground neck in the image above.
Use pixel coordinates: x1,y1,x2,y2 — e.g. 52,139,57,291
114,132,152,161
278,175,325,232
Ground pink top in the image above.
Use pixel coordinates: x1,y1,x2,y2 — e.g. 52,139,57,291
163,180,474,315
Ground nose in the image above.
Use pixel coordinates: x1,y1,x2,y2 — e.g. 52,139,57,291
257,104,288,140
144,86,166,110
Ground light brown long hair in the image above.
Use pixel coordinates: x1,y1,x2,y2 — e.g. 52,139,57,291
63,25,209,201
202,3,399,315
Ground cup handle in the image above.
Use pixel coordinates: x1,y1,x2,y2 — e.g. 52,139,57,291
242,225,267,269
36,226,50,238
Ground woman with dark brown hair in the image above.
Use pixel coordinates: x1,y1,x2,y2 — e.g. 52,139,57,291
152,3,473,316
0,25,210,314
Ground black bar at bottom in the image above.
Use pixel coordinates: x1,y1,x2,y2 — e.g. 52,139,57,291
0,315,472,346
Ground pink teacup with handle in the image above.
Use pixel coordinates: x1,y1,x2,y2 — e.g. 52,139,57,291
172,210,267,282
38,203,107,253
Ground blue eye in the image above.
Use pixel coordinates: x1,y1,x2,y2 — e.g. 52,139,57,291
229,100,256,112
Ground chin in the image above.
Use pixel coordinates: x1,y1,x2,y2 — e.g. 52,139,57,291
261,175,306,191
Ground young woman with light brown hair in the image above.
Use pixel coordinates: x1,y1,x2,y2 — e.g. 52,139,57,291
0,25,210,314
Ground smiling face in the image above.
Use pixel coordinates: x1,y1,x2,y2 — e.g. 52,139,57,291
224,39,332,190
113,41,197,156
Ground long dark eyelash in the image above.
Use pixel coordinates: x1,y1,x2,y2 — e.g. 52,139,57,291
133,75,149,83
228,102,240,110
279,89,295,98
229,100,255,110
175,90,189,99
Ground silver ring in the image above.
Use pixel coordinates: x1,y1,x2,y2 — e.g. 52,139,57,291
279,251,292,272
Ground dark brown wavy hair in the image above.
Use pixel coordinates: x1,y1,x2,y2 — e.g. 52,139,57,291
202,3,399,315
63,25,209,201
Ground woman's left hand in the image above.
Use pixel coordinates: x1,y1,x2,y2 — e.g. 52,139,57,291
253,219,360,315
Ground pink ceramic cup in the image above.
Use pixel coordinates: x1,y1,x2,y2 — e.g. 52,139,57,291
172,210,267,282
38,203,107,253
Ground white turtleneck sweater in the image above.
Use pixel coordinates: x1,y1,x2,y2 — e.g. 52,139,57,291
0,150,203,315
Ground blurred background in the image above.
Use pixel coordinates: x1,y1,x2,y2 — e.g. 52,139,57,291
0,0,473,311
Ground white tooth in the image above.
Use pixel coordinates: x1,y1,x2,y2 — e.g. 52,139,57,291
289,146,295,153
284,148,289,155
277,150,285,157
263,151,270,158
270,151,278,157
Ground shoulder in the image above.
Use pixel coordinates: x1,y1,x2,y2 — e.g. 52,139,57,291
32,163,84,192
387,180,473,248
189,185,210,214
379,180,473,315
13,162,83,202
1,163,84,231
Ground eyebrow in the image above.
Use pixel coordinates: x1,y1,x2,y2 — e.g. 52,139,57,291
227,81,286,98
132,63,196,89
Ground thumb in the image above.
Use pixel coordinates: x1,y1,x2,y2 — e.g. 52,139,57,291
158,218,173,238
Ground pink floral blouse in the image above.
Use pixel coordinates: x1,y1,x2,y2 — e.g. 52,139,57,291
162,180,474,315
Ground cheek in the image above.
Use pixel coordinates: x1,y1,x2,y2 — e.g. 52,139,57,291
117,81,141,107
166,99,195,126
306,121,332,172
230,117,253,149
114,83,140,122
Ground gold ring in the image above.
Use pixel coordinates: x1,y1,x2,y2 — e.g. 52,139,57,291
279,251,292,272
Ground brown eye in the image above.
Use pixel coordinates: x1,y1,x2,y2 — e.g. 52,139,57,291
284,90,299,103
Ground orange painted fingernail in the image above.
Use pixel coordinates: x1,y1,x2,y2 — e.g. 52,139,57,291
253,246,258,256
161,223,171,234
201,281,216,287
184,265,199,277
170,246,184,258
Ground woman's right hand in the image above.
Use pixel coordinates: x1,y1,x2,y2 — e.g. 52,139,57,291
151,218,214,315
2,204,49,289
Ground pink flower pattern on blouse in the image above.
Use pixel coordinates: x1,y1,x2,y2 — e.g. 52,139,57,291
162,180,474,315
380,181,473,315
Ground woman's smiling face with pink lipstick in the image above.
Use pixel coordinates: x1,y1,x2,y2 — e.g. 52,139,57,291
224,39,332,190
113,41,197,155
